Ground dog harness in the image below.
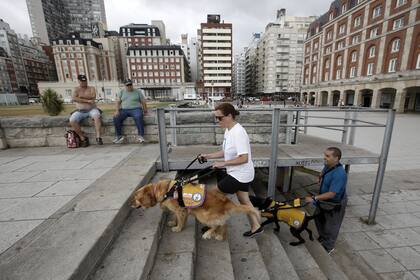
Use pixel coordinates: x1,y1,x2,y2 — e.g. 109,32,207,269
262,199,306,229
164,180,207,209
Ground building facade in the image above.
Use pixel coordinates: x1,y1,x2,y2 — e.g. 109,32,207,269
126,45,192,100
26,0,107,44
255,10,315,96
52,34,117,83
302,0,420,112
0,47,15,94
198,15,233,101
119,22,168,80
233,50,246,96
0,19,29,93
245,33,262,96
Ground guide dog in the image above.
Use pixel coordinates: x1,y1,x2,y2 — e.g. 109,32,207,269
131,180,260,241
250,196,315,246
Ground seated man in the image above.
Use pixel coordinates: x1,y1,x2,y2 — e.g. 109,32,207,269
113,79,148,144
69,74,103,147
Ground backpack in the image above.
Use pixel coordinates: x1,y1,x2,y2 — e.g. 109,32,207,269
65,130,80,148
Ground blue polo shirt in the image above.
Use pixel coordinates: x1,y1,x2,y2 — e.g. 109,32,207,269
320,163,347,202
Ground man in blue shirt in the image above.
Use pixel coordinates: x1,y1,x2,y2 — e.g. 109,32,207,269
305,147,348,254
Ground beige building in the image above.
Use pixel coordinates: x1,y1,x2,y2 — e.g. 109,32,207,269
198,15,233,101
51,34,117,83
302,0,420,112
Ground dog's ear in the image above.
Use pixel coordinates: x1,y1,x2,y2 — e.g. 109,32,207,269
154,180,170,202
141,186,157,208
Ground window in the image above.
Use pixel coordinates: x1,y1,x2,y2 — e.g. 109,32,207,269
329,13,334,20
325,59,330,69
354,16,361,28
391,38,400,53
326,46,332,53
350,66,357,78
351,51,358,62
373,6,381,18
370,27,379,38
324,72,329,81
396,0,407,7
337,56,342,66
339,25,346,34
352,35,360,45
338,41,345,49
393,18,404,30
417,54,420,69
369,46,376,58
336,69,342,80
388,58,397,72
327,31,332,40
342,4,347,14
367,63,374,75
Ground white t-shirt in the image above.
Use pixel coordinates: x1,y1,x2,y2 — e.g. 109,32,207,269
223,123,255,183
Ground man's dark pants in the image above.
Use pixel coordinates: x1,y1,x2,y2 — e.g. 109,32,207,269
315,197,347,251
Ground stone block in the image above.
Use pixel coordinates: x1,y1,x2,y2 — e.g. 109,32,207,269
386,247,420,270
358,249,406,273
365,228,420,248
0,220,44,255
0,182,56,199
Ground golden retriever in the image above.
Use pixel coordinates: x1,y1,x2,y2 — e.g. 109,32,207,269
131,180,259,240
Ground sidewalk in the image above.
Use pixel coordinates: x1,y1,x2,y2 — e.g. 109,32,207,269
0,145,138,255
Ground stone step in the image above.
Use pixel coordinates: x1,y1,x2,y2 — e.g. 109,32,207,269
89,172,176,280
256,228,300,280
277,225,327,280
149,215,197,280
0,145,159,280
194,176,235,280
303,223,349,280
227,212,270,280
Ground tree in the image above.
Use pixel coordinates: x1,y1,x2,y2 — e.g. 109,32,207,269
41,88,64,116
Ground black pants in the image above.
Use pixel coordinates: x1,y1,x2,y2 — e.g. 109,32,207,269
315,197,347,251
215,169,251,194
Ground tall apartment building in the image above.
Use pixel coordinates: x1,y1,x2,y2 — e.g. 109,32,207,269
0,19,29,93
233,50,246,96
19,36,57,95
119,22,168,80
302,0,420,112
126,45,192,99
180,34,200,82
26,0,107,44
245,33,261,95
198,15,233,101
255,10,315,96
0,47,16,93
51,34,117,83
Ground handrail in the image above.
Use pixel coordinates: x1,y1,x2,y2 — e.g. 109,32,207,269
300,115,384,126
161,107,389,113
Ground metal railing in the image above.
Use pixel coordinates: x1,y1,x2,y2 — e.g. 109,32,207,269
156,107,395,224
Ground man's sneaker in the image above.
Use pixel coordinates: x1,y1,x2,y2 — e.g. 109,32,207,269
243,226,264,238
96,137,103,145
138,136,145,143
80,138,89,147
113,136,125,144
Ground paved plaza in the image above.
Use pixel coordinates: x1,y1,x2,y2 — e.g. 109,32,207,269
0,145,138,255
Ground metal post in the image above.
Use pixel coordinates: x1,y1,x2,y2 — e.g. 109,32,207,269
367,109,395,224
293,111,300,144
268,108,281,198
169,110,177,146
286,111,293,144
157,108,169,172
304,110,309,134
341,111,350,144
348,111,358,145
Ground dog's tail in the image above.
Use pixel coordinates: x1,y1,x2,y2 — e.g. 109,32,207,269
229,204,261,221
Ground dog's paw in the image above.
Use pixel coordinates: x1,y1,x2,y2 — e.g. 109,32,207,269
171,226,182,233
215,234,225,241
167,220,177,227
202,231,212,240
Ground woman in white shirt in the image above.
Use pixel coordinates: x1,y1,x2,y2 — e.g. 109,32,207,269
200,103,263,237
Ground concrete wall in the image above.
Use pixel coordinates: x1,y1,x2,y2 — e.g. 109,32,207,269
0,112,288,148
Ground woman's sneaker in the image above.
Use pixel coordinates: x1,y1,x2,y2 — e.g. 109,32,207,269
80,137,89,147
138,136,145,143
243,226,264,238
96,137,103,145
113,136,125,144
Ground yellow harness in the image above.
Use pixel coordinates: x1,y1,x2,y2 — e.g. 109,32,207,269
169,180,206,208
262,199,306,229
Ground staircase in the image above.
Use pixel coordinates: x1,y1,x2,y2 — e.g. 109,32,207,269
88,172,359,280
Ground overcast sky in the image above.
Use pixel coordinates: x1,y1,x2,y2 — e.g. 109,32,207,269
1,0,332,54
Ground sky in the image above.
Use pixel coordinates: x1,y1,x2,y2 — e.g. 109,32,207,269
0,0,333,54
